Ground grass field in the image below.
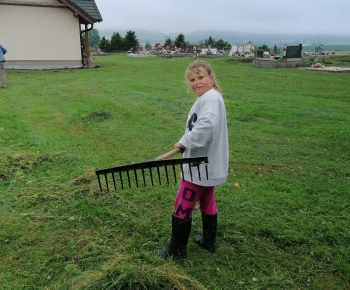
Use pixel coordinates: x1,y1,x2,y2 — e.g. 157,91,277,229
1,54,350,290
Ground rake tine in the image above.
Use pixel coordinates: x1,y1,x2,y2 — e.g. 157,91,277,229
126,170,131,189
197,163,202,181
134,165,139,188
97,174,102,192
164,164,169,184
172,161,177,183
189,165,193,182
149,167,154,186
119,170,124,190
104,173,109,191
112,172,117,190
180,163,185,182
157,165,161,185
142,168,146,186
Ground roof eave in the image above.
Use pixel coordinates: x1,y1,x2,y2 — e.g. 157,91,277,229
57,0,99,24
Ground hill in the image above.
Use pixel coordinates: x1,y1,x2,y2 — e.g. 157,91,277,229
98,28,350,46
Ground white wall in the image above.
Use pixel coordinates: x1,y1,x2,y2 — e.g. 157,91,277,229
0,4,81,61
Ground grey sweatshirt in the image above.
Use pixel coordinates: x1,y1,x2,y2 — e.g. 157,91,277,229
178,88,229,186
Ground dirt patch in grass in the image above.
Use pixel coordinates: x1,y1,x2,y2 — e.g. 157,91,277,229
0,151,52,180
82,111,112,123
72,168,95,185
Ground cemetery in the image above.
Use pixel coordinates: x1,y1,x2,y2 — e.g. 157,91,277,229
123,41,350,72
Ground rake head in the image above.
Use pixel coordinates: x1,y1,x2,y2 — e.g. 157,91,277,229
95,156,208,192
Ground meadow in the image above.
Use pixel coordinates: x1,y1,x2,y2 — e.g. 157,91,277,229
0,54,349,290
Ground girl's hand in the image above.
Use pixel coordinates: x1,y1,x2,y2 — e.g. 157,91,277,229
174,143,185,154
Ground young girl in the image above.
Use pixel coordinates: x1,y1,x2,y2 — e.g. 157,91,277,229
159,60,229,259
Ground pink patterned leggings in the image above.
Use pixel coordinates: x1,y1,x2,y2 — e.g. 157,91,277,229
173,179,217,219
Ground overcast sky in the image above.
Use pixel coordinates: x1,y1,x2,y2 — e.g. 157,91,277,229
94,0,350,36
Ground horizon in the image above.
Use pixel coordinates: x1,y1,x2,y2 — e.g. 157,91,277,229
95,27,350,46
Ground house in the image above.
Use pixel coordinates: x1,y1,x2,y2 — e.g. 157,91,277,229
0,0,102,69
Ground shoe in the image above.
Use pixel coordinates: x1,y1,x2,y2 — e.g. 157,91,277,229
1,86,6,89
194,213,217,253
159,216,192,259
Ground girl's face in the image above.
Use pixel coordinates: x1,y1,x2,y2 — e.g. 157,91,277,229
188,68,213,96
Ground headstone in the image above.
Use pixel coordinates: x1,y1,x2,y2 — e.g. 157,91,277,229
316,44,324,54
180,43,184,53
285,44,302,58
257,50,264,58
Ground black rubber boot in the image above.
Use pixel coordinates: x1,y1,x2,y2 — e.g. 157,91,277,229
194,213,217,253
159,216,192,259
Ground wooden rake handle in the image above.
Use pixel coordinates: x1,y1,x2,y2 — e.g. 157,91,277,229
155,147,182,160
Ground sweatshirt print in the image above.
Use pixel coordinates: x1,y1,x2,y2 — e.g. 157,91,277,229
178,88,229,186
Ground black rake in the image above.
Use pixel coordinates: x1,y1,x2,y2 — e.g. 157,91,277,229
95,148,209,192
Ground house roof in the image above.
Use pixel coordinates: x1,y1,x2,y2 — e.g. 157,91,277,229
0,0,103,24
67,0,103,23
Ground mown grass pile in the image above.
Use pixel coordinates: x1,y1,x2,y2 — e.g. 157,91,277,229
0,54,349,289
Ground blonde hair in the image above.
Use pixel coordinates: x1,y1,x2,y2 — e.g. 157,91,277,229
185,60,223,94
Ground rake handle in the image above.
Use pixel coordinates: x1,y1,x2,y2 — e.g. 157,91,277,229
155,147,182,160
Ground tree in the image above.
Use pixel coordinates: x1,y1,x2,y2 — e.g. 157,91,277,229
259,44,270,51
164,37,172,47
110,32,124,52
124,30,139,52
207,36,215,46
99,36,111,52
88,29,101,48
82,29,100,51
145,42,152,50
214,39,230,50
174,33,185,49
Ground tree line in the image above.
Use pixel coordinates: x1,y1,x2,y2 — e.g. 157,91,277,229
84,29,232,53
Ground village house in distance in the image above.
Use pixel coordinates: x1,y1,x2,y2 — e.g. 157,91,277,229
0,0,102,69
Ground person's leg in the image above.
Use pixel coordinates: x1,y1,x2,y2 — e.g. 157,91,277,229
158,215,192,259
195,187,218,252
0,62,6,88
198,186,217,216
159,179,204,259
174,179,205,219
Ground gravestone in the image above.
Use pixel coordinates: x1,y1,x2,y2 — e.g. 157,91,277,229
253,43,308,67
257,50,264,58
314,44,326,64
285,44,302,58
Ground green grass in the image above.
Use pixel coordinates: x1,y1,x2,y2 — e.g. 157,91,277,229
1,54,350,290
